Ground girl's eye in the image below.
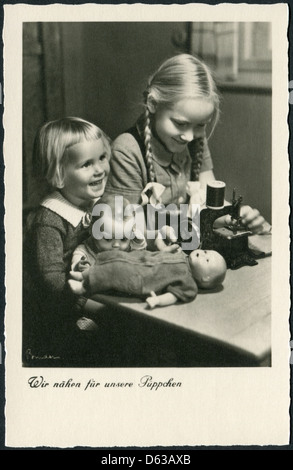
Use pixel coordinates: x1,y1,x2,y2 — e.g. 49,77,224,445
173,121,186,128
81,161,92,168
99,154,107,161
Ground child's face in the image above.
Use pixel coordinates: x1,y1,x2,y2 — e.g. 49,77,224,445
94,236,131,253
189,249,227,289
61,140,110,208
152,98,214,154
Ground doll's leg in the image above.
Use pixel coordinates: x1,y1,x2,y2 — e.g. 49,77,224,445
146,291,178,309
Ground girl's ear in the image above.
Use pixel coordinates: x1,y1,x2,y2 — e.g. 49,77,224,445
147,94,157,114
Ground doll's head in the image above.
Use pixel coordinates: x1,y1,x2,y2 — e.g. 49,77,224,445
91,194,137,252
189,249,227,289
142,54,220,182
32,117,111,197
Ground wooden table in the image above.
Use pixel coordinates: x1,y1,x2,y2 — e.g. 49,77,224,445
86,235,272,368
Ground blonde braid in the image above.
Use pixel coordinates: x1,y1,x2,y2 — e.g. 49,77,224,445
144,107,156,183
190,137,204,181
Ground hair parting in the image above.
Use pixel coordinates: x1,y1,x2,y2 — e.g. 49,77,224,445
142,54,220,182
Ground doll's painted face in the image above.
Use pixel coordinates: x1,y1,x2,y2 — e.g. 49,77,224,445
189,249,227,289
93,217,132,252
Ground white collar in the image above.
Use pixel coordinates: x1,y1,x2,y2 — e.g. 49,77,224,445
41,191,94,228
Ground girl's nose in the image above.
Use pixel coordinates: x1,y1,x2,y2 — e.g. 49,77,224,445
112,240,120,248
93,162,104,175
180,129,194,143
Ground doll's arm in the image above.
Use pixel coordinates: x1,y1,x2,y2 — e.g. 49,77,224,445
146,291,178,309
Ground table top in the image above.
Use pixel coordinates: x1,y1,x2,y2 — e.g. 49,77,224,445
89,235,272,365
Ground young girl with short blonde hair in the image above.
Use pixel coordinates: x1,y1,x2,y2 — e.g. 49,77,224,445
23,117,111,362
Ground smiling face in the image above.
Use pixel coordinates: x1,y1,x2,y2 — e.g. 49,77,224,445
150,97,214,154
61,139,110,208
189,249,227,289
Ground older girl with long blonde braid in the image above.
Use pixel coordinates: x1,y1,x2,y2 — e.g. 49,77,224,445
105,54,270,250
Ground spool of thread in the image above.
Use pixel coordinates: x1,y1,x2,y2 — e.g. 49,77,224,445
206,181,226,209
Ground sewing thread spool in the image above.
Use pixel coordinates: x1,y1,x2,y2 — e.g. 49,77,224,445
206,181,226,209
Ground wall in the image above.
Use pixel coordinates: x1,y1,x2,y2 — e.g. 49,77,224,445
209,89,272,223
61,22,185,139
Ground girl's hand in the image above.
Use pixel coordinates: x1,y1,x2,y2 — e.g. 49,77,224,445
76,256,91,272
69,270,84,281
218,205,271,235
239,205,271,234
155,225,181,253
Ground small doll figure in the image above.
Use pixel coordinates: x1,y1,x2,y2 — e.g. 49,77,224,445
146,249,227,309
70,194,147,273
69,248,227,309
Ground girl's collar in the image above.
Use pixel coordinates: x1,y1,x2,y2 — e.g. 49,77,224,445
41,191,98,228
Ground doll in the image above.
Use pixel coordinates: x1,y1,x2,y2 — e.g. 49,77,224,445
69,194,198,306
69,238,227,310
68,194,227,309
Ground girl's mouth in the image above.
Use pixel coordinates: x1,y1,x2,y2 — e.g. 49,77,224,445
173,138,187,146
89,177,104,187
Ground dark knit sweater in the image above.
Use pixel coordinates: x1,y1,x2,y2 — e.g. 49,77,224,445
24,206,88,304
23,197,91,355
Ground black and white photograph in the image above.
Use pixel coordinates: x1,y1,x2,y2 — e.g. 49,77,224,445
3,2,290,449
21,20,274,368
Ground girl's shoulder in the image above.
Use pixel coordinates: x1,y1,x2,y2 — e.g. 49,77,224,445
112,128,144,156
26,205,67,232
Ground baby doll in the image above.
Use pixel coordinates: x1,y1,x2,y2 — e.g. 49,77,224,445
68,194,198,306
146,249,227,308
69,247,227,309
68,194,227,308
70,194,147,272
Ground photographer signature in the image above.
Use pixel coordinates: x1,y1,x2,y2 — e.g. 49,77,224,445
25,349,60,361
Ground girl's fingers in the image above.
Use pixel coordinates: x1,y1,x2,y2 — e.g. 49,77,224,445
69,270,83,281
246,215,265,230
240,206,260,224
159,225,177,243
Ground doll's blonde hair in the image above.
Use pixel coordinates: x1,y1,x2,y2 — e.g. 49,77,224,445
32,116,111,190
143,54,220,182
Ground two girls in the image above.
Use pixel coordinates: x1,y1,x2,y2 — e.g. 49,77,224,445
24,53,270,361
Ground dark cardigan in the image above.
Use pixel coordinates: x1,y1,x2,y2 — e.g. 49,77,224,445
23,205,90,358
